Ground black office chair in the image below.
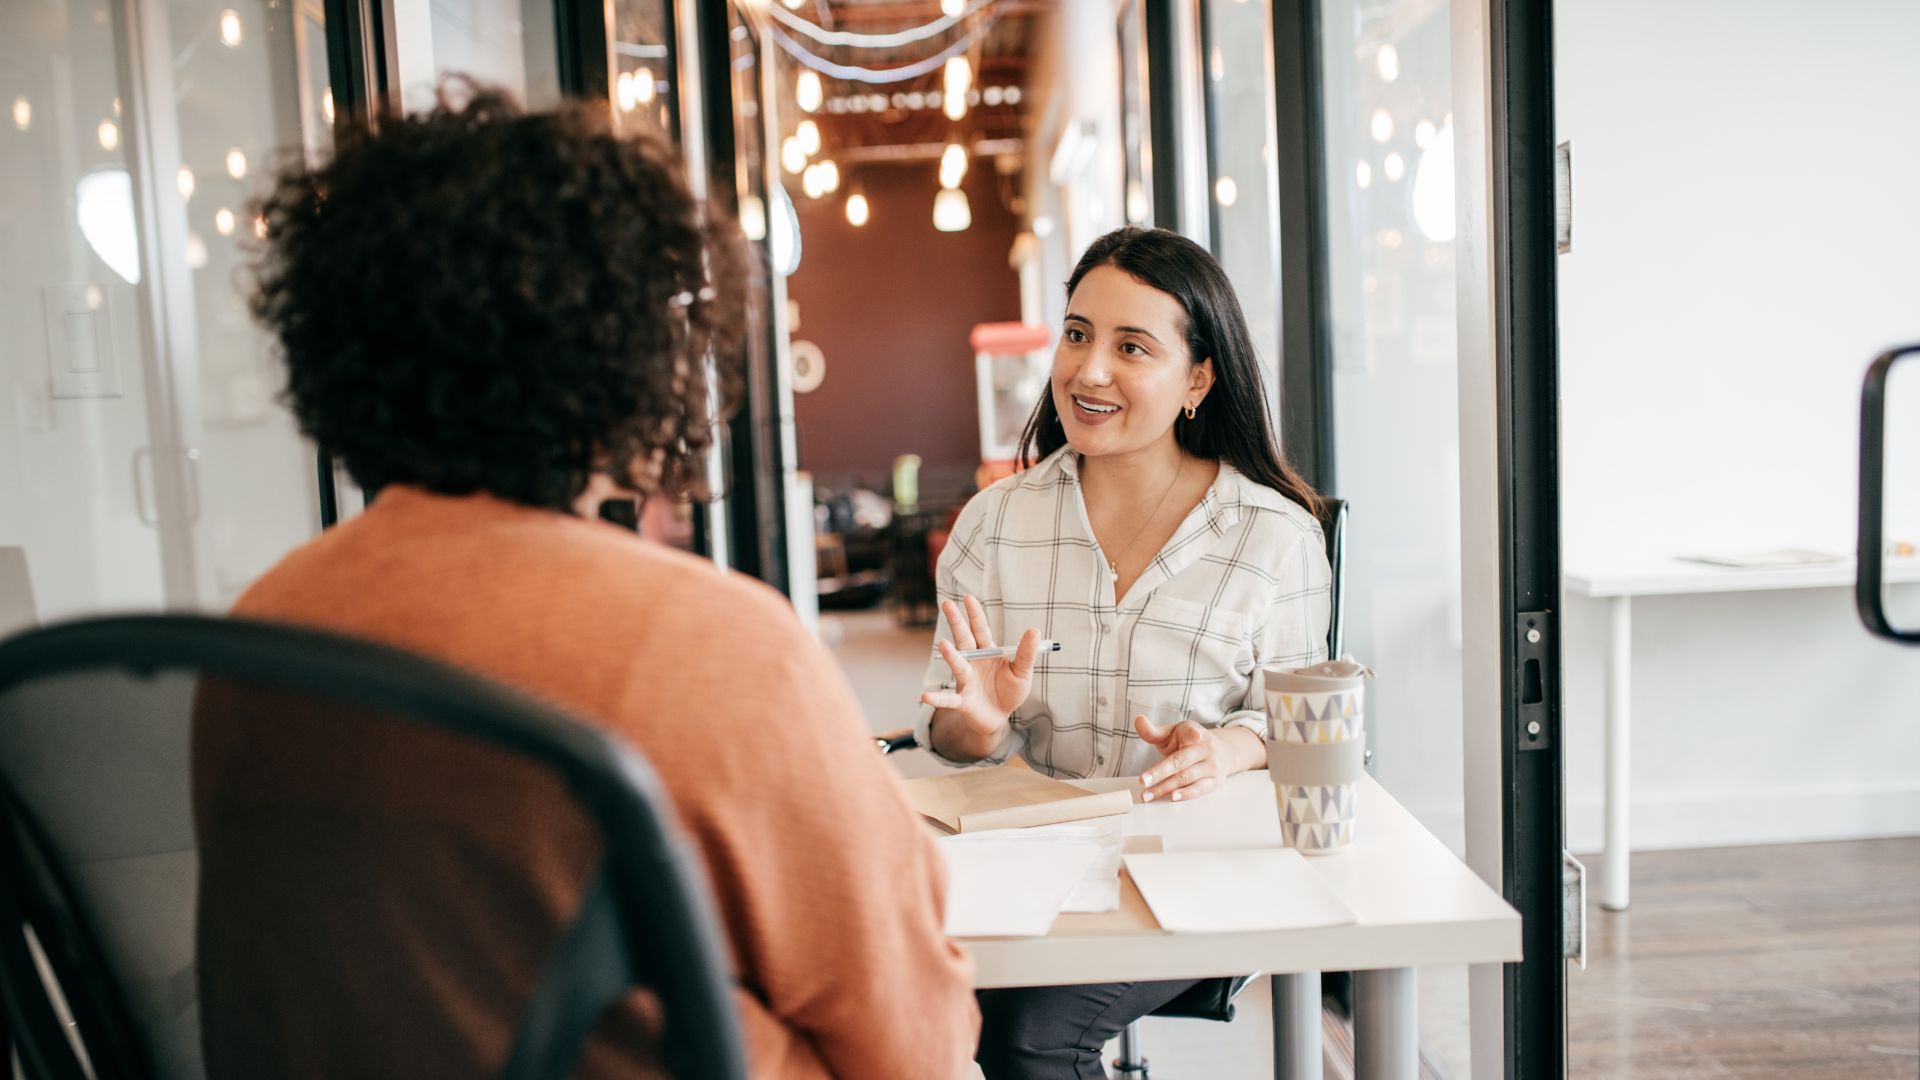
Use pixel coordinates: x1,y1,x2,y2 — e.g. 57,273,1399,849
0,614,746,1080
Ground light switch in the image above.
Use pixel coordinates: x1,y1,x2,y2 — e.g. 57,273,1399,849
42,284,121,399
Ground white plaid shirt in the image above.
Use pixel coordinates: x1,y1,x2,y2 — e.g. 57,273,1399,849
913,448,1331,779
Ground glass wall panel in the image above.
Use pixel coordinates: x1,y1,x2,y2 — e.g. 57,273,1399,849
1202,0,1282,377
1318,0,1466,1070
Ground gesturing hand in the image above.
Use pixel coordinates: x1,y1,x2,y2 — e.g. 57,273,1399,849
1135,714,1236,803
919,596,1041,748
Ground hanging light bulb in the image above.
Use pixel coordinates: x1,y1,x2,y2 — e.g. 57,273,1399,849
943,57,971,121
215,206,236,236
634,68,656,105
941,0,964,15
12,96,31,131
939,142,968,190
816,159,839,193
932,188,971,232
1370,108,1393,143
845,191,869,227
796,119,820,156
226,147,247,179
616,71,637,112
219,9,243,48
97,120,119,150
780,0,803,7
739,193,767,241
176,166,195,201
796,70,823,113
1376,44,1400,82
1383,151,1405,182
1214,175,1238,207
781,136,807,175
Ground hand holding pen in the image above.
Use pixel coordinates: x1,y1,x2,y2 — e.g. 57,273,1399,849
919,596,1049,752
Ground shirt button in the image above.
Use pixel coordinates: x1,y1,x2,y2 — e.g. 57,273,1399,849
1097,754,1106,766
1096,695,1108,707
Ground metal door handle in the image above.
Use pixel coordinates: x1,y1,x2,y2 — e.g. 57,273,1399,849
132,447,157,526
1857,345,1920,645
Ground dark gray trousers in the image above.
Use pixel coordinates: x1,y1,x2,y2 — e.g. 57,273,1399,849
975,980,1201,1080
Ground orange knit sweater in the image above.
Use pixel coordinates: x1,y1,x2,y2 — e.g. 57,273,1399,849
194,486,977,1078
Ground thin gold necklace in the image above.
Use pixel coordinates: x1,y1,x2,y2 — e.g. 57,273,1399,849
1101,455,1184,584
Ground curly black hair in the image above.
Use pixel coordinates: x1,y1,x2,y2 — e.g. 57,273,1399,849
249,81,745,512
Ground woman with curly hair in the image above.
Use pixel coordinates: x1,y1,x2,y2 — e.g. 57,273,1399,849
194,84,978,1079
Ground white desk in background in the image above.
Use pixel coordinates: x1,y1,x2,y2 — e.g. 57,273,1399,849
954,773,1521,1080
1563,555,1920,911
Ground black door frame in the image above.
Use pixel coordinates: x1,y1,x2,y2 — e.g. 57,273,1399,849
1489,0,1566,1073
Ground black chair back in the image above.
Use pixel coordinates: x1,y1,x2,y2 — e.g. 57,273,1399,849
0,615,746,1080
1319,497,1349,660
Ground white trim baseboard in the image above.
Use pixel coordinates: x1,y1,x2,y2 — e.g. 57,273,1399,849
1405,781,1920,857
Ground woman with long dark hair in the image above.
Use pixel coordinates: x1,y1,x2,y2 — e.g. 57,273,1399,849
914,226,1332,1079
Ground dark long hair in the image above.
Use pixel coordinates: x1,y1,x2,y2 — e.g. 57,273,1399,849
1019,226,1323,519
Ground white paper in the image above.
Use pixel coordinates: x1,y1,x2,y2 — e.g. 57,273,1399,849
937,835,1103,936
1122,849,1357,933
1123,772,1285,852
939,818,1124,913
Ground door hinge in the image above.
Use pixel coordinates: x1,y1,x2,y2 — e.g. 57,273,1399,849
1515,609,1555,751
1563,850,1587,968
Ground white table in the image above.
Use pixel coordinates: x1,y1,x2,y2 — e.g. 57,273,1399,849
1563,555,1920,911
956,773,1520,1080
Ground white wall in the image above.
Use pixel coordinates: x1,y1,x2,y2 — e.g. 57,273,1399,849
1555,0,1920,850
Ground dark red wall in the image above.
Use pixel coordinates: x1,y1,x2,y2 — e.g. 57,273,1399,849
786,159,1023,482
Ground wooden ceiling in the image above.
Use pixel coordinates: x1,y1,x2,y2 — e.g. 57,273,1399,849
773,0,1051,162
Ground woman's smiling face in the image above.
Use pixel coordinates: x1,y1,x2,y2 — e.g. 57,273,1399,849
1051,264,1212,459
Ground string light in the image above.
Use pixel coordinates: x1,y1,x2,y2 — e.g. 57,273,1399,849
1383,152,1405,182
634,68,655,104
940,0,964,15
322,88,335,124
177,166,195,201
1214,176,1238,207
816,159,839,193
1371,108,1393,143
11,96,29,130
796,118,820,156
97,120,118,150
226,148,247,179
220,9,242,47
781,137,807,174
215,207,236,236
845,191,869,227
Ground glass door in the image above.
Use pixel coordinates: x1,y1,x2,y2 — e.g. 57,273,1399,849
1,0,359,627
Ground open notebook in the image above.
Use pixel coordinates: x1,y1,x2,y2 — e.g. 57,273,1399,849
903,764,1133,833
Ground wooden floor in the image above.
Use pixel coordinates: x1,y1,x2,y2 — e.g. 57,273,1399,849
1572,838,1920,1080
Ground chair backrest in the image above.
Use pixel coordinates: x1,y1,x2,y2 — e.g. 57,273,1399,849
0,615,746,1080
1318,498,1348,661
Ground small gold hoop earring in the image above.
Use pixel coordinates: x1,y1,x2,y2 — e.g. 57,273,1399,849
1184,403,1197,421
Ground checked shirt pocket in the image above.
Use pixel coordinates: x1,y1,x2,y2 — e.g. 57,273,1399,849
1123,594,1256,713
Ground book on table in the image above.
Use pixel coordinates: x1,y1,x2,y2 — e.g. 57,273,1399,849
903,764,1133,833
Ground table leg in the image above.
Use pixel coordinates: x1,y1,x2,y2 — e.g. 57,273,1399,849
1272,971,1322,1080
1353,968,1418,1080
1602,594,1632,911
